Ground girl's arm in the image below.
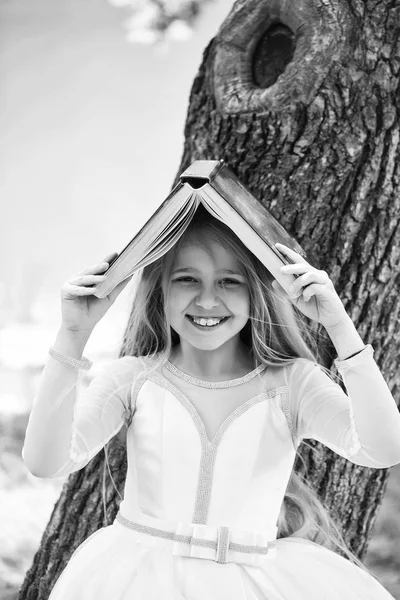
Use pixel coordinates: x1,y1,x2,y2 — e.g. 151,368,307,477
287,327,400,468
22,327,138,479
274,244,400,467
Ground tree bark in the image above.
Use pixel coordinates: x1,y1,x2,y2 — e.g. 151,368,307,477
20,0,400,597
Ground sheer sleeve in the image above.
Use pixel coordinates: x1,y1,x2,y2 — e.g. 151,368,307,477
286,344,400,468
22,355,144,479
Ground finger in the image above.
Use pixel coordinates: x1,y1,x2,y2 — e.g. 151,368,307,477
102,252,119,263
289,270,314,289
303,285,317,302
281,264,310,275
289,271,322,298
64,284,100,296
275,243,308,264
69,274,106,286
78,256,117,277
292,270,329,288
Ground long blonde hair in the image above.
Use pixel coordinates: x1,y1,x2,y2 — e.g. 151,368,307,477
105,206,372,575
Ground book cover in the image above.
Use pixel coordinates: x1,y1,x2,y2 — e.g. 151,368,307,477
92,160,308,299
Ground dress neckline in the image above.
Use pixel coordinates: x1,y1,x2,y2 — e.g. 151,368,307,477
164,360,266,389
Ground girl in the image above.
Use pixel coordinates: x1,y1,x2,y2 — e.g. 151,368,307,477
23,206,400,600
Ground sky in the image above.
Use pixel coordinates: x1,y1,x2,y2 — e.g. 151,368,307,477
0,0,233,357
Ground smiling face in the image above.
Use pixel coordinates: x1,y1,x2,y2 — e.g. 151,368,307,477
164,239,250,353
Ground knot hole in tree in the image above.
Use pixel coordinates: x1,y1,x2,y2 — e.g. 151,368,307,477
252,23,295,88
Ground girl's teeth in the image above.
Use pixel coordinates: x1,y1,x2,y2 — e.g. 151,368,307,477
192,317,223,326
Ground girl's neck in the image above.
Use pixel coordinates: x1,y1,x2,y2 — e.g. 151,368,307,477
169,340,255,381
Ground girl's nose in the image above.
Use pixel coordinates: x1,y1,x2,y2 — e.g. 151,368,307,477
195,286,219,309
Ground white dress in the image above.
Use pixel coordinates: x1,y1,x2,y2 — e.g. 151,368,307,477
25,344,400,599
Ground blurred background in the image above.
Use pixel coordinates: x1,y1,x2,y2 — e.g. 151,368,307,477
1,0,399,598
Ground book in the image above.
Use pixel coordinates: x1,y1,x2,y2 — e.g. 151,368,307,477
92,159,310,301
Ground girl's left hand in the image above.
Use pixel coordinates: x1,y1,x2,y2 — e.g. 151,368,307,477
272,243,349,330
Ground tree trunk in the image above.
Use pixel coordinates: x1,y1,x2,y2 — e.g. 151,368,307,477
20,0,400,597
174,0,400,560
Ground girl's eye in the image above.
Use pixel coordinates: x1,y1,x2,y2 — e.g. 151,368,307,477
174,277,197,283
172,277,243,285
219,279,241,286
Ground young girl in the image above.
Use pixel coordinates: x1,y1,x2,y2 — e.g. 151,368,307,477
23,206,400,600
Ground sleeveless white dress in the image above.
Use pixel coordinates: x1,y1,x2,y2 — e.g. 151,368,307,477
26,344,400,599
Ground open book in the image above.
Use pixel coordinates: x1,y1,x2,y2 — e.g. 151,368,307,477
93,160,309,299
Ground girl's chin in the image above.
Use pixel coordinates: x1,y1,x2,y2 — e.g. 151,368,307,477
187,334,239,352
190,342,229,353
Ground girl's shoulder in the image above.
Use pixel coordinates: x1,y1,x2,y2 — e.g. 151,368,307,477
90,354,158,385
115,354,161,374
262,357,320,390
284,357,322,376
280,357,340,393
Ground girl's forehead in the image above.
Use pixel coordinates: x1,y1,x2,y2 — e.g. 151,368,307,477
172,241,243,272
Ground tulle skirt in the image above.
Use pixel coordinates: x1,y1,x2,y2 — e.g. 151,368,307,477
48,519,395,600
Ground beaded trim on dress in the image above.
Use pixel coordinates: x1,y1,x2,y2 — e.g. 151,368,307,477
164,361,266,388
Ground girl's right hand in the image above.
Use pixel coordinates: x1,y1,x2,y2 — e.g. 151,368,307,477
60,252,132,335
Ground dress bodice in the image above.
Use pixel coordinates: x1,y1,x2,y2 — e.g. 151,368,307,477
120,362,295,537
161,360,272,443
27,344,400,543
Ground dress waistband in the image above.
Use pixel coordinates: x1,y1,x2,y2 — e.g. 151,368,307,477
114,510,277,566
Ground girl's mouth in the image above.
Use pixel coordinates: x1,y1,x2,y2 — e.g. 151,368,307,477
185,315,230,329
